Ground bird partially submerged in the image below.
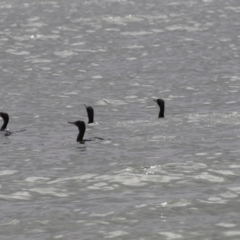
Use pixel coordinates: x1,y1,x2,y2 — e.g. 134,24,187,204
0,112,9,131
68,120,103,143
153,99,165,118
84,104,94,124
0,112,25,136
0,112,12,135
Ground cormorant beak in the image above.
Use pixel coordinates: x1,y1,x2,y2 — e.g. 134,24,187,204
84,104,87,108
68,121,76,125
153,99,157,102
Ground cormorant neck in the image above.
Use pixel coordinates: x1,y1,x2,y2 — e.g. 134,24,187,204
159,107,164,118
87,111,94,124
77,124,86,142
158,99,165,118
85,106,94,124
0,114,9,131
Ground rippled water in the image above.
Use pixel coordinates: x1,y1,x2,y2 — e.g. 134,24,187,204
1,0,240,239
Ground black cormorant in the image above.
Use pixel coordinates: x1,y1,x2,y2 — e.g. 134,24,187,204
153,99,165,118
68,120,103,143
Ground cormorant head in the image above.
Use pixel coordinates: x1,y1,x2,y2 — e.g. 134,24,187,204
68,120,86,129
153,99,164,105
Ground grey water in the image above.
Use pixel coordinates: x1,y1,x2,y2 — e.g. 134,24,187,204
1,0,240,239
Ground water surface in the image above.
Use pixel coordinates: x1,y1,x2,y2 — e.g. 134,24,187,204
1,0,240,239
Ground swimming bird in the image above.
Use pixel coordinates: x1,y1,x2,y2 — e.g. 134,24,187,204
153,99,165,118
0,112,12,135
68,120,103,143
0,112,25,136
84,104,94,124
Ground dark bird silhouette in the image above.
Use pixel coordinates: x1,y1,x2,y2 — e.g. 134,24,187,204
0,112,25,136
68,120,103,143
0,112,9,131
0,112,12,136
84,104,94,124
153,99,165,118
